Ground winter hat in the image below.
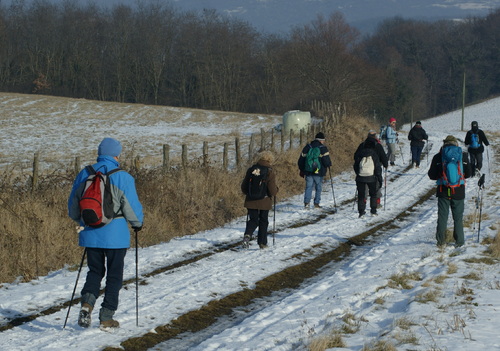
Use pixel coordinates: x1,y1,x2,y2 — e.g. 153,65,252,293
443,135,458,146
98,137,122,157
258,150,275,164
471,121,478,127
415,121,422,125
389,117,396,123
315,132,325,141
367,130,377,138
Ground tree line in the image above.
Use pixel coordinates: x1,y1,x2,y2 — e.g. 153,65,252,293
0,1,499,124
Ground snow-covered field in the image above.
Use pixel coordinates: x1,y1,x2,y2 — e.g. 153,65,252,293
0,95,499,350
0,93,281,172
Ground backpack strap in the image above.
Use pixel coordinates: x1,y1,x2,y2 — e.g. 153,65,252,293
85,165,96,174
105,168,123,176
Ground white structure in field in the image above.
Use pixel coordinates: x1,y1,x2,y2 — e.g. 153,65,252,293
282,110,311,133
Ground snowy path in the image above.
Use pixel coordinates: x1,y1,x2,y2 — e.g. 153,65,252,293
0,97,499,350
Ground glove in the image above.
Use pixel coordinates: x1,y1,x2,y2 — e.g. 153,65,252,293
299,170,305,178
76,226,84,234
133,226,143,232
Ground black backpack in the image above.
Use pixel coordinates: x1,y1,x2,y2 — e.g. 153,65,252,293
246,164,270,200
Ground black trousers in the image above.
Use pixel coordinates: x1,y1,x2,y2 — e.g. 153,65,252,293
244,208,269,245
469,152,483,174
357,181,378,214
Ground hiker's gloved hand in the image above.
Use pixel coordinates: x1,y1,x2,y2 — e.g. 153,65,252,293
133,226,143,232
299,171,305,178
76,226,84,234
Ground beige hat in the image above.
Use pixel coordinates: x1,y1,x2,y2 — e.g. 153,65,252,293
258,150,274,164
443,135,458,146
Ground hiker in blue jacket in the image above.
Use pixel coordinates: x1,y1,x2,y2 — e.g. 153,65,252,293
464,121,490,176
428,135,471,247
68,137,143,329
385,117,398,166
298,132,332,209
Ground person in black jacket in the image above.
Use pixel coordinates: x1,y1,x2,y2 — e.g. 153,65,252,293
354,130,388,217
408,121,428,168
464,121,490,176
428,135,472,247
298,132,332,209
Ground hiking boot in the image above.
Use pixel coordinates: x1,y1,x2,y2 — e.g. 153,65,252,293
243,235,250,248
304,202,310,209
390,162,395,166
78,303,93,328
259,244,268,249
314,203,321,209
100,319,120,329
358,211,366,218
370,211,378,217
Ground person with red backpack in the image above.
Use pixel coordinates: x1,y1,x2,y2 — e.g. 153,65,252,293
68,138,143,329
428,135,471,247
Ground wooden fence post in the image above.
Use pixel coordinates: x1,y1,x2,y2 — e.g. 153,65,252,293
260,128,265,151
134,155,141,170
163,144,170,172
74,156,80,175
248,134,254,162
182,144,187,169
281,129,285,152
270,128,275,150
223,142,228,170
300,129,304,146
289,129,294,150
32,152,39,192
235,137,241,168
203,141,209,168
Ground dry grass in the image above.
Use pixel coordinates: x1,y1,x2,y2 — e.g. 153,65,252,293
0,113,376,284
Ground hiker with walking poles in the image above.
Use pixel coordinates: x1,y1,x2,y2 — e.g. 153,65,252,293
241,151,278,249
464,121,490,177
383,117,399,166
353,130,388,218
408,121,428,168
427,135,471,248
67,137,144,329
297,132,332,209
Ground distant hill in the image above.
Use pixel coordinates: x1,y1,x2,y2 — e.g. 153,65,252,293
13,0,497,34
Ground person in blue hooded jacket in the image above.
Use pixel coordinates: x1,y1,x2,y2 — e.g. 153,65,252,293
68,137,143,329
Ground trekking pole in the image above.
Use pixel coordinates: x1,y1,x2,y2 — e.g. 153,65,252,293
352,188,357,211
472,187,479,238
63,248,87,329
273,196,276,246
135,228,139,326
486,146,490,178
328,167,337,213
398,145,405,164
383,168,388,210
477,174,486,243
426,141,429,165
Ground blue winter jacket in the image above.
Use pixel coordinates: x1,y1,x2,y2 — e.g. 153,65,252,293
68,155,144,249
385,126,398,144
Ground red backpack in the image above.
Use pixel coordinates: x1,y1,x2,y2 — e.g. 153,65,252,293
79,166,122,228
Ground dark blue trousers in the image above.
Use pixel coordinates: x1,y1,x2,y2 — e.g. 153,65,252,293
81,248,127,311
